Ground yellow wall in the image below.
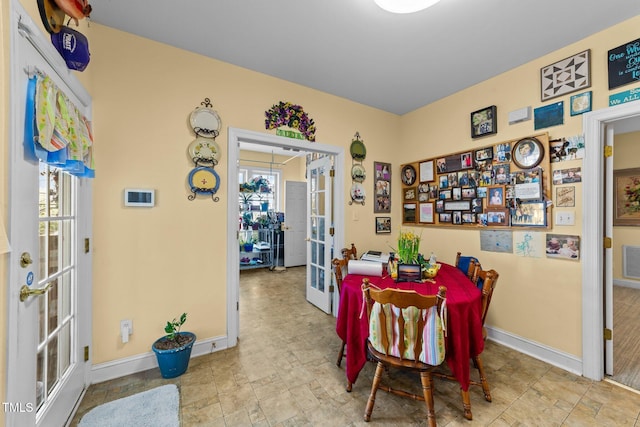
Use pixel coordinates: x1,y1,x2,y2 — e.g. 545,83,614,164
613,131,640,282
2,1,640,408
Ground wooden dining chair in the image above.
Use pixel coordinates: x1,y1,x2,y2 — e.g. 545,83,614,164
332,257,349,368
362,280,447,427
433,268,499,420
341,243,358,262
455,251,480,281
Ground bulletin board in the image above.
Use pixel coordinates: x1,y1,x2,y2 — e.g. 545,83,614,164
400,133,552,229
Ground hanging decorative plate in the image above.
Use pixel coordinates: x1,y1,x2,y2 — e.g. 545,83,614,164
188,137,221,164
189,107,221,138
37,0,65,34
350,138,367,160
187,166,220,201
350,182,366,204
351,164,366,183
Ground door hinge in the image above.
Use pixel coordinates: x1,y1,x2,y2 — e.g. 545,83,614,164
604,237,612,249
84,238,90,254
604,145,613,158
329,284,335,293
604,328,612,341
84,346,89,362
329,227,335,236
329,168,335,177
237,301,239,311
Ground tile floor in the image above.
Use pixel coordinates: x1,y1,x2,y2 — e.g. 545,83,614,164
70,267,640,426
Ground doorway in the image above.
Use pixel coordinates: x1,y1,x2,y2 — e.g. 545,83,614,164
582,100,640,382
226,128,345,348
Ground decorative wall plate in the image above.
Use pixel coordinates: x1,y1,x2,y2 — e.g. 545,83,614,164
350,182,366,203
188,137,220,163
350,139,367,160
351,164,366,183
187,167,220,202
190,107,221,138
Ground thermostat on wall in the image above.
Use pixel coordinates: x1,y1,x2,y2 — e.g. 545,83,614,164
124,189,155,207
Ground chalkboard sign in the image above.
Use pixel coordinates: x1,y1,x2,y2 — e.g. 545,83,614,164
608,38,640,90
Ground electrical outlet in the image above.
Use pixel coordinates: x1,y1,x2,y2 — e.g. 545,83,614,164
555,211,575,226
120,319,133,335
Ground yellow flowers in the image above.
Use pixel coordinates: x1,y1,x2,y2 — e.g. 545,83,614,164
397,229,421,264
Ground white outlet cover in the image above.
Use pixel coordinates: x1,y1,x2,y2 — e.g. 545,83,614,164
555,211,575,226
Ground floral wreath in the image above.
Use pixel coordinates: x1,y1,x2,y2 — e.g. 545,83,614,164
265,101,316,142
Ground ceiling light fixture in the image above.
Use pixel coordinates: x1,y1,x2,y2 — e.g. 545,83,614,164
374,0,441,14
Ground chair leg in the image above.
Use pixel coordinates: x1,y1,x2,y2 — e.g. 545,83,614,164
336,340,346,367
364,362,384,422
473,355,492,402
460,388,473,420
420,372,437,427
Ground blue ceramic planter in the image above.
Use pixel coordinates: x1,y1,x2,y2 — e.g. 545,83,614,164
152,332,196,379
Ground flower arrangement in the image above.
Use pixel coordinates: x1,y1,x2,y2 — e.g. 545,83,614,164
396,229,422,264
265,101,316,142
623,176,640,214
240,176,272,194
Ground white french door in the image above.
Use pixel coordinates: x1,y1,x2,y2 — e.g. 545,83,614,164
305,156,333,313
7,4,92,426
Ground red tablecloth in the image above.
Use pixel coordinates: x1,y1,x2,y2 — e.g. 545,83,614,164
336,263,484,391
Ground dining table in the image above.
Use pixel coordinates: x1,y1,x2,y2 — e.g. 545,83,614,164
335,262,485,419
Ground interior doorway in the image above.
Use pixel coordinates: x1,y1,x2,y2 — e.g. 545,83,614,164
226,128,345,348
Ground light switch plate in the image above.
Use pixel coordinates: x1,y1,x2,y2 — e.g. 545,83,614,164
555,211,575,226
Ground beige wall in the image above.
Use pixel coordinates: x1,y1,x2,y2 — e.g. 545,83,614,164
2,1,640,409
613,131,640,282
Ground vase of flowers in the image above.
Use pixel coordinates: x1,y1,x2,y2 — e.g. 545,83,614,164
396,229,421,264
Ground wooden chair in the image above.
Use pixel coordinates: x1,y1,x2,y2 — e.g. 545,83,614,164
455,251,480,281
334,243,357,370
362,279,447,427
433,268,499,420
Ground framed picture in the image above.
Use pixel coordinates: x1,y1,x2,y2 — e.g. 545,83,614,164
461,187,476,199
452,187,462,201
452,211,462,225
556,186,575,207
608,38,640,90
512,137,544,169
403,187,416,201
494,143,511,163
475,147,493,161
493,163,510,185
439,175,449,189
534,101,564,130
419,160,434,182
514,168,543,200
470,105,497,138
401,164,417,186
487,185,505,207
471,198,483,213
397,264,422,283
375,216,392,234
462,213,475,224
546,234,580,260
570,91,592,116
486,208,509,226
439,189,452,200
613,167,640,226
439,212,452,223
419,202,435,224
511,201,547,227
418,192,429,202
541,49,590,101
444,200,471,211
403,203,417,224
374,161,391,214
435,200,444,213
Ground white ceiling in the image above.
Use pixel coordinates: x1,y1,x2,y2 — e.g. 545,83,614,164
90,0,640,116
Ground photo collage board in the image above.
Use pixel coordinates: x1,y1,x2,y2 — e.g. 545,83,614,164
400,133,552,229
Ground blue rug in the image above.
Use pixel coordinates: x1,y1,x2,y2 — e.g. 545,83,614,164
78,384,179,427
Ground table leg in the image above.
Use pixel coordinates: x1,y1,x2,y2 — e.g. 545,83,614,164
460,388,472,420
346,381,352,392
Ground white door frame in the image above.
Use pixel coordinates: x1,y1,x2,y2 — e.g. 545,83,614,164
582,100,640,380
226,128,345,347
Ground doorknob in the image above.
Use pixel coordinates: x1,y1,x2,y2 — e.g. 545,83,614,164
20,283,52,302
20,252,33,268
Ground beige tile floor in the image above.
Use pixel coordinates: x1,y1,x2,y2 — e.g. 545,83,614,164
71,267,640,426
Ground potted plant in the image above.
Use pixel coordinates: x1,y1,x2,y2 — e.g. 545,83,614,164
151,313,196,379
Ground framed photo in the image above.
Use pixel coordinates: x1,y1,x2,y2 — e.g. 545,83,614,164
512,137,544,169
546,234,580,260
418,192,429,202
471,105,497,138
452,211,462,225
439,175,449,189
435,200,444,213
541,49,591,101
476,187,488,198
514,168,542,200
494,143,511,163
461,187,476,199
570,91,592,116
439,212,452,223
419,202,435,224
374,161,391,214
462,213,475,224
419,160,434,182
493,163,510,185
436,158,447,173
556,186,575,207
475,147,493,161
487,185,505,207
403,203,417,224
511,201,547,227
439,189,452,200
452,187,462,201
375,217,392,234
397,264,422,283
403,187,416,201
486,208,509,226
471,198,483,213
444,200,471,211
614,167,640,226
401,164,417,186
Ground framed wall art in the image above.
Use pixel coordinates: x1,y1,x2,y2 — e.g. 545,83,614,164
488,185,505,207
511,201,547,227
419,160,434,182
471,105,497,138
613,167,640,226
375,216,392,234
534,102,564,131
541,49,591,101
403,203,416,224
419,202,435,224
546,234,580,260
374,161,391,214
512,137,544,169
556,186,575,207
570,91,592,116
401,164,416,186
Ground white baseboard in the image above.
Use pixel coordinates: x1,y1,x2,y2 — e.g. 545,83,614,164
90,336,228,384
485,326,582,376
614,278,640,290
